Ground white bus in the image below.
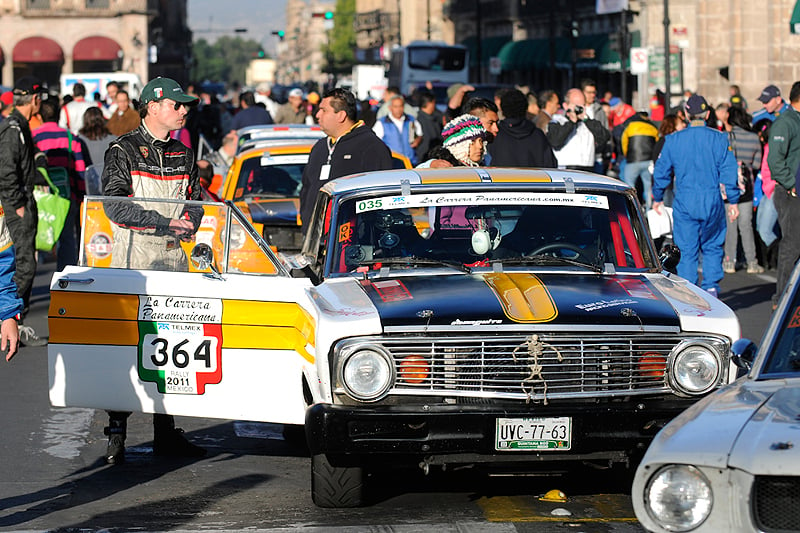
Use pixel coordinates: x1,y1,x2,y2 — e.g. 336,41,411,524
387,41,468,96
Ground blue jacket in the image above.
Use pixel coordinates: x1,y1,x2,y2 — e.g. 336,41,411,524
0,244,22,321
379,115,417,166
653,121,739,214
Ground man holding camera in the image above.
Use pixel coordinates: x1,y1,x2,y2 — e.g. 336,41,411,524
546,88,610,172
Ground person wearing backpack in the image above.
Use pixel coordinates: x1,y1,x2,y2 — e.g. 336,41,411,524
32,95,87,270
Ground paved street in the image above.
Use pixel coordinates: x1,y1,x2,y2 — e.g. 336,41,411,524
0,259,777,532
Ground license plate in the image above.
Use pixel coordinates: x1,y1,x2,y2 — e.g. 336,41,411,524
495,417,571,451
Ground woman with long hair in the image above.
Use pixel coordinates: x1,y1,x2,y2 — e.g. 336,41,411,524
78,106,114,194
723,105,763,273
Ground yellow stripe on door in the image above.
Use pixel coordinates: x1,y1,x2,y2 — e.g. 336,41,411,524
49,292,316,359
483,273,558,323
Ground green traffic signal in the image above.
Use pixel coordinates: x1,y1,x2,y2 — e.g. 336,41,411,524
324,11,333,19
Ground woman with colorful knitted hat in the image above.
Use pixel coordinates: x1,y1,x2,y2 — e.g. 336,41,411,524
441,114,487,167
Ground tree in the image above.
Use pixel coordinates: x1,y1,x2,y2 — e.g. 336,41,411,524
326,0,356,74
191,37,268,86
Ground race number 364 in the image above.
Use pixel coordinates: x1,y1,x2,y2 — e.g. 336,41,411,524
138,322,223,395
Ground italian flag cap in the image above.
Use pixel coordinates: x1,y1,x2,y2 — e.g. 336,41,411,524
140,77,199,105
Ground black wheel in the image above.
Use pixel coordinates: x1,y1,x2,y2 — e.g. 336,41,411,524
311,453,365,508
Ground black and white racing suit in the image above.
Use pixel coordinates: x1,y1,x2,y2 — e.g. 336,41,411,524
101,123,203,270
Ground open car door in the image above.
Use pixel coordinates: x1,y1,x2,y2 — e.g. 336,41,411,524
48,197,315,425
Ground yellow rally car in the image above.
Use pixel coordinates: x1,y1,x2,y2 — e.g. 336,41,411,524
221,141,412,252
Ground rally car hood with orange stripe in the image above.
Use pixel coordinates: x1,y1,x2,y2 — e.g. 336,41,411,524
357,273,681,328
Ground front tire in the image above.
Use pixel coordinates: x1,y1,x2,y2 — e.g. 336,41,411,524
311,453,365,508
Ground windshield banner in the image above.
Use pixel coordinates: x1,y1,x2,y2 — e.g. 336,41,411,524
355,193,609,213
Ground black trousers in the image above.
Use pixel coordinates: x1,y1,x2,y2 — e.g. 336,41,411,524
108,411,176,434
3,196,38,317
773,185,800,305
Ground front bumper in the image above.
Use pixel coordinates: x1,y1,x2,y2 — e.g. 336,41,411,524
305,398,695,467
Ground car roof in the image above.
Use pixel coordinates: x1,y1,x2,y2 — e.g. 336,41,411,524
236,124,325,140
322,167,632,196
237,138,317,154
236,142,315,160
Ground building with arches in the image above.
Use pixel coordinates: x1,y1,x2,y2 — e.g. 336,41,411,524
0,0,191,92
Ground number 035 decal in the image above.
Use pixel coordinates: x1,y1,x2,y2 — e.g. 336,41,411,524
136,296,223,395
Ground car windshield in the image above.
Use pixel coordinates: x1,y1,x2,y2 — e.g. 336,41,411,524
328,190,652,274
762,289,800,375
233,154,306,200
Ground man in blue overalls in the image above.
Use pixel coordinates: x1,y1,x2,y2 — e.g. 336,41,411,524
372,95,422,166
652,94,740,298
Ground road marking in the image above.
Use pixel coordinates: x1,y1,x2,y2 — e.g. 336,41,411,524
755,273,777,283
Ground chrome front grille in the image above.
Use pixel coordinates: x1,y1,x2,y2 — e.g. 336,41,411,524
361,334,726,402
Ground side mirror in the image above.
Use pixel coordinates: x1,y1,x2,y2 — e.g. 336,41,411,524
659,243,681,273
731,338,757,376
282,253,322,286
190,243,222,279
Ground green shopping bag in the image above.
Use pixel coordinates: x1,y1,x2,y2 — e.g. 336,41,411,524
34,168,71,252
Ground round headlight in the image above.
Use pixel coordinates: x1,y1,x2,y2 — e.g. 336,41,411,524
645,465,712,531
341,348,394,401
670,344,720,396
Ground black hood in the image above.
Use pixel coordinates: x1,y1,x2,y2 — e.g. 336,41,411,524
497,117,538,140
358,272,680,329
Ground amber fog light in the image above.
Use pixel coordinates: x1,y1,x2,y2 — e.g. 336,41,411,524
399,355,429,384
638,353,667,380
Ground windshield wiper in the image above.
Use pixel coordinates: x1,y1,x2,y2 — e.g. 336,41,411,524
355,257,472,274
490,254,602,274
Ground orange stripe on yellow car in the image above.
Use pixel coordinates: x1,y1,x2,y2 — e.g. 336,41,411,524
484,273,558,323
49,292,315,360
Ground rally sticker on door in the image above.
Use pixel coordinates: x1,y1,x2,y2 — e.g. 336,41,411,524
137,296,223,394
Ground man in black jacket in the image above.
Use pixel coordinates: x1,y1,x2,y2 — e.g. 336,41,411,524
488,89,557,168
0,76,47,347
299,88,393,230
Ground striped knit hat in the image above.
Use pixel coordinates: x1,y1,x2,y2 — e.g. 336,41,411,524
442,114,486,166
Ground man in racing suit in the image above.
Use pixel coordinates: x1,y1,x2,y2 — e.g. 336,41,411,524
101,77,205,464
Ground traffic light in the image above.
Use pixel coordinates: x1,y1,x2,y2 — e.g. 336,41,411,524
271,30,285,41
324,10,333,19
609,32,621,52
312,11,334,19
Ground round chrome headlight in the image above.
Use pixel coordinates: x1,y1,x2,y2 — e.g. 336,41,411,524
645,465,712,531
669,343,720,396
340,347,394,401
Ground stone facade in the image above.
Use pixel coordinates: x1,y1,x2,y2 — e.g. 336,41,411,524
0,0,190,91
276,0,334,86
636,0,800,110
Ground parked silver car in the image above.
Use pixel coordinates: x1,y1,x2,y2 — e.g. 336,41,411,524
632,260,800,532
